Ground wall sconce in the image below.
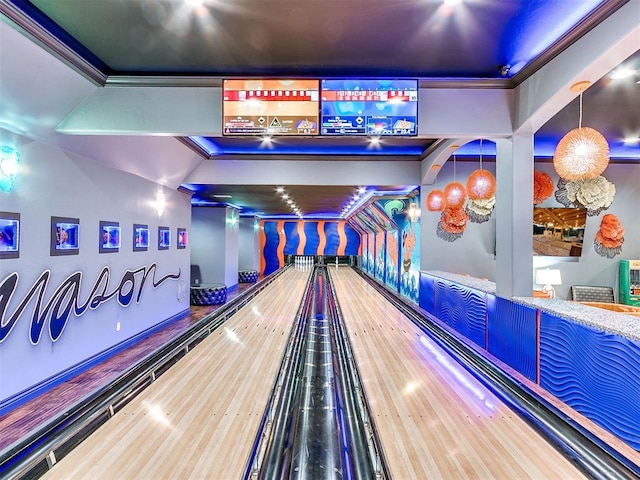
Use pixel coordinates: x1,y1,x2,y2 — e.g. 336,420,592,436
535,268,562,299
156,189,166,216
0,146,20,192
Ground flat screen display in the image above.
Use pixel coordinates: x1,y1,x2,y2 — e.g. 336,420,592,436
100,221,120,253
223,79,320,135
51,216,80,256
0,212,19,259
533,207,586,257
134,224,149,251
320,79,418,136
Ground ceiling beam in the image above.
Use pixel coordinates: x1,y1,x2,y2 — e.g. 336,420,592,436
514,0,640,134
185,159,420,186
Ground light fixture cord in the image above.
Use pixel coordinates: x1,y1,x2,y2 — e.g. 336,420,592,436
453,154,457,181
578,91,583,129
479,138,483,170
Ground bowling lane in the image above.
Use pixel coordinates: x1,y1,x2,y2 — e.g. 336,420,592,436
41,267,310,480
331,267,586,479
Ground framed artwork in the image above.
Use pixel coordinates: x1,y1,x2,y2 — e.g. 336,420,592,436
99,221,121,253
0,211,20,259
133,223,149,252
51,216,80,256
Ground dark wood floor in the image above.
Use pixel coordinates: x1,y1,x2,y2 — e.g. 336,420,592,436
0,283,255,452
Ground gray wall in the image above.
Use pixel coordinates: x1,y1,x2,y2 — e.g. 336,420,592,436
420,160,498,280
0,138,191,405
238,216,259,271
191,206,239,288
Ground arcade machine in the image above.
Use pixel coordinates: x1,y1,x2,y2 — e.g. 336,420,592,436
619,259,640,306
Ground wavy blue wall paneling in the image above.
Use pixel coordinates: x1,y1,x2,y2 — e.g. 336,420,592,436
323,222,339,254
488,297,537,382
419,273,436,315
540,312,640,450
262,221,280,275
303,222,320,255
283,221,300,255
434,279,487,348
345,224,360,255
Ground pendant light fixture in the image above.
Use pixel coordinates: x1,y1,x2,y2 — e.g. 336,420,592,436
466,139,496,200
444,155,467,208
553,81,610,181
426,189,445,211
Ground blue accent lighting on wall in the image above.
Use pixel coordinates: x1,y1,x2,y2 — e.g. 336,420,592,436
0,146,20,192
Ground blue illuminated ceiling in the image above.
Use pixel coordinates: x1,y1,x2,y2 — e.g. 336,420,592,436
3,0,638,217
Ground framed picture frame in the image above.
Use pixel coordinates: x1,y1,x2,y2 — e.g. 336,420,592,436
133,223,149,252
51,216,80,256
0,211,20,259
177,227,187,249
158,226,170,250
99,220,121,253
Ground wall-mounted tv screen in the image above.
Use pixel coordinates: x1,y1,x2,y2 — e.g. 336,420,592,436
133,224,149,251
177,228,188,249
223,79,319,135
533,207,586,256
51,216,80,256
99,221,120,253
320,79,418,136
0,211,20,259
158,226,170,250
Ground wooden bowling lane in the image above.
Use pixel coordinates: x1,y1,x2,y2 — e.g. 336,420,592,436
330,267,586,480
40,267,310,480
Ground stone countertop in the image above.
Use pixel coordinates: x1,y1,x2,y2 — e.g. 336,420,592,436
423,271,496,294
512,297,640,342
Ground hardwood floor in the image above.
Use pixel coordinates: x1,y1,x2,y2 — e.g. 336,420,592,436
0,284,253,452
7,265,637,479
330,267,587,479
38,268,309,480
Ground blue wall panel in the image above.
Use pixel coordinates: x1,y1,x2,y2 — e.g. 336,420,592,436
283,221,300,255
488,297,537,382
303,222,320,255
540,312,640,450
419,273,436,315
434,280,486,348
262,221,280,275
323,222,339,255
345,224,360,255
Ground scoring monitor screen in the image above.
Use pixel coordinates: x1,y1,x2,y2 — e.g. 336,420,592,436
320,79,418,136
223,79,319,135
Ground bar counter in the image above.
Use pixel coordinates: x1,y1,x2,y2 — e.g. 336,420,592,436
419,270,640,452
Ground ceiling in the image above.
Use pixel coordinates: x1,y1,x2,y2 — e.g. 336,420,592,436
1,0,639,218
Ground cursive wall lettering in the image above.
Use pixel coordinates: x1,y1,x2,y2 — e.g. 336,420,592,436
0,263,181,345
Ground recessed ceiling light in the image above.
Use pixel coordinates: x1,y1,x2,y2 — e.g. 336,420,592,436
213,194,232,198
287,199,293,204
282,194,289,199
276,187,284,193
261,136,272,144
369,136,381,145
358,187,366,194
